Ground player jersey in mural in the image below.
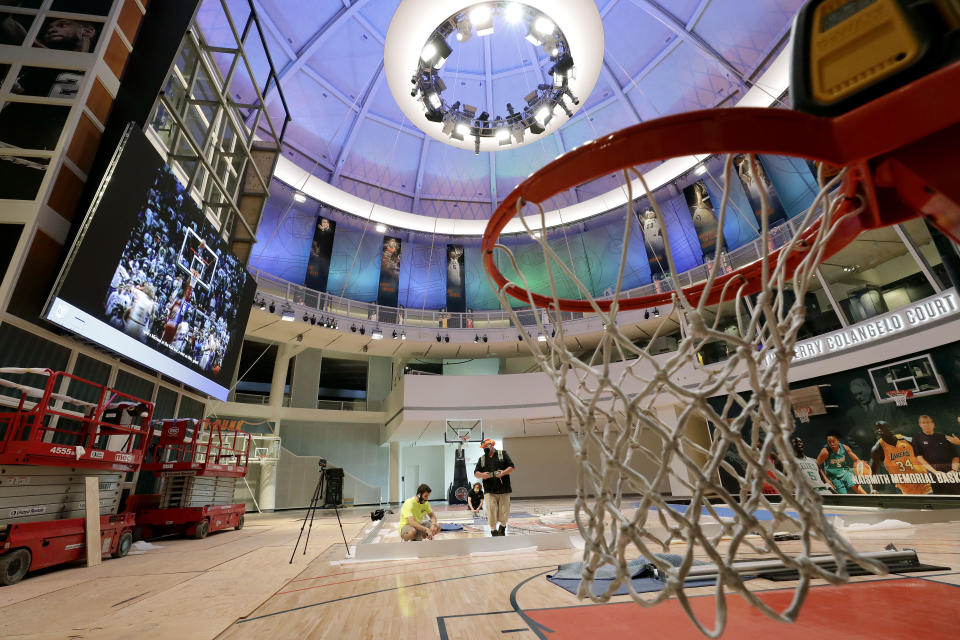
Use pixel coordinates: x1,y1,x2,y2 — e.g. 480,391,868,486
798,456,831,493
823,445,851,478
878,436,932,495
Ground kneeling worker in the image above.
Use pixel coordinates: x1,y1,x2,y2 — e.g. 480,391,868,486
474,438,515,536
399,483,440,541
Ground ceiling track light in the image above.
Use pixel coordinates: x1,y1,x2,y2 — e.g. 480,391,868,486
474,334,480,343
401,332,407,340
359,325,366,335
444,335,450,343
436,334,442,342
293,192,307,203
351,323,357,333
653,308,660,317
482,335,488,343
392,330,399,340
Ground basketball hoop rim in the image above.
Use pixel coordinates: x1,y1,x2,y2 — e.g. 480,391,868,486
481,62,960,313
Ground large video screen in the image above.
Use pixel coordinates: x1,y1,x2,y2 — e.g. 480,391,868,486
46,127,256,400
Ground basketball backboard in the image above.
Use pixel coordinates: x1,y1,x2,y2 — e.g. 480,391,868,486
868,354,945,404
444,418,483,443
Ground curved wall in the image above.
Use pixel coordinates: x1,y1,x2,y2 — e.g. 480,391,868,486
250,156,821,309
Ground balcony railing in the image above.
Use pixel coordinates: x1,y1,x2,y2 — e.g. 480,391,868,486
250,217,804,330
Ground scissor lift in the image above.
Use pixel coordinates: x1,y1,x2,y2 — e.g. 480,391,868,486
133,419,250,539
0,368,154,585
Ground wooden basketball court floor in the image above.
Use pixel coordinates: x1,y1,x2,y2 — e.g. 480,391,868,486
0,500,957,639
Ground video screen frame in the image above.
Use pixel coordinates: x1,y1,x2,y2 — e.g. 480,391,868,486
45,124,256,400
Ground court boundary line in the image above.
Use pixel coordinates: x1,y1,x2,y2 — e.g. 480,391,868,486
436,574,960,639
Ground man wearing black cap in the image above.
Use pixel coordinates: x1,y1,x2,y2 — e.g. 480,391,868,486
474,438,514,536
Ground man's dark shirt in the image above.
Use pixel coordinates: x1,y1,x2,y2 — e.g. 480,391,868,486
475,450,515,494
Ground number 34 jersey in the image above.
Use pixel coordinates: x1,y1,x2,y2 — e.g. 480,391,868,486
877,436,931,495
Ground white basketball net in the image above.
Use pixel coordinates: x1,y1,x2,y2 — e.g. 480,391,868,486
489,156,886,637
889,392,910,406
793,407,812,424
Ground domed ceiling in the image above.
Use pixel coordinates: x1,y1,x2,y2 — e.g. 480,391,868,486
197,0,804,225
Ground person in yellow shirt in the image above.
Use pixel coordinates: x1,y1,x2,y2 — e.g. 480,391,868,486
399,484,440,541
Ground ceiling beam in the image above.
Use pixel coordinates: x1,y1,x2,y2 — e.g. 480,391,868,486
599,61,642,124
268,0,373,102
628,0,747,87
250,0,296,60
412,136,431,212
331,61,385,185
483,36,497,213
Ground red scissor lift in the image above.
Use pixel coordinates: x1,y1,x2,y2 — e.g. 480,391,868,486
133,418,249,540
0,368,153,585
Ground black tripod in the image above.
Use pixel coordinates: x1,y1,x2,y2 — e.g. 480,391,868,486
290,459,350,563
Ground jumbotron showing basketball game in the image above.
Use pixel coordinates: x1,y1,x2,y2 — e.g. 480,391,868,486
105,166,239,374
45,127,256,399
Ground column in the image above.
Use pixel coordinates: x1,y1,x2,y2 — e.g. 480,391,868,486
290,348,323,409
259,343,293,512
654,404,694,497
366,356,392,411
389,441,402,505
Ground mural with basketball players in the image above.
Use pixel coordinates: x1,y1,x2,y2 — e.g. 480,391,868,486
102,165,248,376
710,340,960,496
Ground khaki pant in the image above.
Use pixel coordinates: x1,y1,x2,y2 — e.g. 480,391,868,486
485,492,510,528
400,524,427,541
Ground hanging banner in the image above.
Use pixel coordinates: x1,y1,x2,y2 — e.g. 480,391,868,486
304,216,336,291
734,155,787,227
377,235,402,308
637,207,668,278
446,244,466,313
684,180,725,261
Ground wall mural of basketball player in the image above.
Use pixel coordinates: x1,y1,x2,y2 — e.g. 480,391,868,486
637,207,669,291
102,165,247,375
446,244,466,313
708,340,960,496
304,216,336,292
376,235,402,308
683,181,726,262
733,154,787,227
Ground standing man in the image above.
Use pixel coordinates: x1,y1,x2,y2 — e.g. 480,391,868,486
912,415,960,494
474,438,515,536
399,484,440,542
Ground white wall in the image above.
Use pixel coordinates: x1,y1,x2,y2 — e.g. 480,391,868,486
400,444,445,500
502,434,674,498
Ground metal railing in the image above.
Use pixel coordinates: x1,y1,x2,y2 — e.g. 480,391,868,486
230,392,375,411
250,217,804,330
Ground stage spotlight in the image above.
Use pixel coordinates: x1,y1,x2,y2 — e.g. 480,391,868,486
351,324,357,333
644,310,650,320
518,335,522,341
421,37,452,69
437,334,442,342
470,5,493,36
455,122,471,137
535,105,552,125
375,223,387,233
268,302,276,314
495,127,511,145
309,315,316,325
426,92,442,109
281,308,295,322
258,299,266,311
537,334,547,342
359,325,366,335
392,330,398,340
653,308,660,317
474,334,480,343
505,3,523,22
533,16,555,36
482,335,488,343
444,335,450,343
293,192,307,203
372,328,383,340
302,313,309,322
401,332,407,340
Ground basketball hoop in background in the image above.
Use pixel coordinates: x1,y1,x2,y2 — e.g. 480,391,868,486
459,434,471,445
886,390,913,407
480,17,960,636
794,406,812,423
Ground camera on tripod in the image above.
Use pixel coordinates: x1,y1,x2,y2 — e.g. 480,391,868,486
318,458,327,469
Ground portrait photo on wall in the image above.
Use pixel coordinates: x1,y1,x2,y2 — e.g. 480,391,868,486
102,165,249,376
0,101,71,150
708,341,960,497
33,15,103,52
0,3,38,47
0,155,49,199
304,216,335,292
51,0,113,15
13,65,85,98
636,207,667,277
